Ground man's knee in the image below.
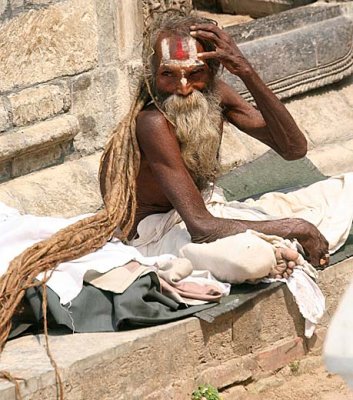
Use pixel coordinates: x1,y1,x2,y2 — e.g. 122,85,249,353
179,231,276,284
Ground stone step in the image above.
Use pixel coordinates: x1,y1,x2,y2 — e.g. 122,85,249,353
0,115,80,183
0,152,101,217
0,258,352,400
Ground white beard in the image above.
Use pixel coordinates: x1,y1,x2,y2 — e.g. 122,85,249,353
163,90,223,189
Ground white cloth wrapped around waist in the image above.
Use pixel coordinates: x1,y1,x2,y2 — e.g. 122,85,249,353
132,173,353,258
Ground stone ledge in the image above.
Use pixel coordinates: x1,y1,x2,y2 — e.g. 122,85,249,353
0,152,101,216
0,258,352,400
8,83,70,127
0,115,79,163
223,3,353,100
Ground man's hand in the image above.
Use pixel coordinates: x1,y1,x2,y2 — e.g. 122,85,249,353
190,216,329,269
286,218,330,269
190,23,251,78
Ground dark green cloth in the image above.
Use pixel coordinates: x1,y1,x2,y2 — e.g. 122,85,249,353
16,274,216,335
217,150,327,201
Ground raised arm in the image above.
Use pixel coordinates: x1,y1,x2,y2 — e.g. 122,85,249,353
136,109,328,267
191,24,307,160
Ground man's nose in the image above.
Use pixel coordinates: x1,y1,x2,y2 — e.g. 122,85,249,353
176,82,193,97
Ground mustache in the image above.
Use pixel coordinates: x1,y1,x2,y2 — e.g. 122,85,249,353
162,90,208,113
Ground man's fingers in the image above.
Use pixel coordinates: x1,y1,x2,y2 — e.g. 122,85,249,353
191,23,222,36
319,253,330,267
190,23,231,43
190,30,223,47
197,51,219,60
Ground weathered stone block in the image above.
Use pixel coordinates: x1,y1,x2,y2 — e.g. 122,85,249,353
0,160,11,182
307,139,353,176
71,69,125,154
0,98,11,132
306,328,327,356
0,0,7,15
0,153,101,216
255,337,306,373
286,88,353,149
248,375,285,394
116,1,144,63
10,0,24,9
11,141,72,178
0,114,79,162
196,355,256,389
0,0,98,92
220,0,316,17
219,122,269,171
9,84,70,127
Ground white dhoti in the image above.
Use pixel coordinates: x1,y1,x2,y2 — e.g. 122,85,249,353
131,173,353,284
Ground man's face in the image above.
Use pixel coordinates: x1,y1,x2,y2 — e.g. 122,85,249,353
153,33,213,98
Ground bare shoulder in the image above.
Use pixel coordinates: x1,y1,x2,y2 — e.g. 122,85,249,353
136,104,180,156
136,105,170,137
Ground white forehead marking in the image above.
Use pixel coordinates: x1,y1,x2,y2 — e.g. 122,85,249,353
161,38,171,61
160,37,204,67
180,70,187,86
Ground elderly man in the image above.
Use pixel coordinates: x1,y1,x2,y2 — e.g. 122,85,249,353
2,12,353,349
125,14,330,282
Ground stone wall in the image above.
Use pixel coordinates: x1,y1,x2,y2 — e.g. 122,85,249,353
0,0,143,183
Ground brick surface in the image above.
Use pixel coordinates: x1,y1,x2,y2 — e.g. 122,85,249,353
196,355,256,389
256,337,306,373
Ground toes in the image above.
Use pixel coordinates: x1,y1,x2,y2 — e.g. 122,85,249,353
275,262,287,273
275,248,283,262
280,247,300,262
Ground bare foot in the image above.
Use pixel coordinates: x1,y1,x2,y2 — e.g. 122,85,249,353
269,247,300,279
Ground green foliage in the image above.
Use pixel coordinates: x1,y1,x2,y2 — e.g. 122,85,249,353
289,360,300,375
191,384,222,400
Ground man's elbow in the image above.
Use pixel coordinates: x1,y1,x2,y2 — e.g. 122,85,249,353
282,148,307,161
281,140,308,161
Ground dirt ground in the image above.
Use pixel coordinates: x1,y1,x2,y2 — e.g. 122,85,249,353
222,356,353,400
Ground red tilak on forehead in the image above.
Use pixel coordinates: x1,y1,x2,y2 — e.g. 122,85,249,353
175,38,188,60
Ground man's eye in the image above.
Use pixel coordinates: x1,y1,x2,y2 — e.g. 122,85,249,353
190,69,204,76
161,71,173,77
